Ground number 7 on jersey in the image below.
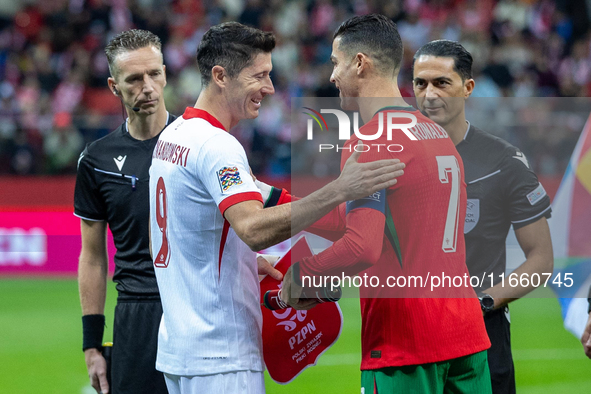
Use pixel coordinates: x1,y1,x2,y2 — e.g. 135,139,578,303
436,155,461,253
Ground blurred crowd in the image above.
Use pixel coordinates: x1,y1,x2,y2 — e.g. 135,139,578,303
0,0,588,177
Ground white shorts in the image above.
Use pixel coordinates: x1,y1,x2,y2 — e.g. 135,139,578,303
164,370,265,394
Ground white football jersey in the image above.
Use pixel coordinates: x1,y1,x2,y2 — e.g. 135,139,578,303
149,107,264,376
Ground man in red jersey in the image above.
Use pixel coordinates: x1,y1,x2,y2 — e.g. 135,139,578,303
281,14,492,393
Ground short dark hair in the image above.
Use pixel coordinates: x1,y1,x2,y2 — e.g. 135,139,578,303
333,14,403,75
105,29,162,78
197,22,276,87
412,40,473,80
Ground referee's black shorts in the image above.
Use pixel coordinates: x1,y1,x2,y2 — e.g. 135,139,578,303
484,307,516,394
111,298,167,394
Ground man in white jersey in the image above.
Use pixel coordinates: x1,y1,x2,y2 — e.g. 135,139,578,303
149,22,406,394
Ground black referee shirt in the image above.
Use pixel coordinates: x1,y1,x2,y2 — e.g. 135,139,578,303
74,114,176,298
457,124,552,289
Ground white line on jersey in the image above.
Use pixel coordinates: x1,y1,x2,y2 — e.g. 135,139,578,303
468,169,501,184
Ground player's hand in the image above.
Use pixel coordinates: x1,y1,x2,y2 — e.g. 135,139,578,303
581,313,591,359
335,141,405,201
280,265,318,310
257,254,282,281
84,348,109,393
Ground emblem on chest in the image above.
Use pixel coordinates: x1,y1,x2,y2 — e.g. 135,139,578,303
465,199,480,233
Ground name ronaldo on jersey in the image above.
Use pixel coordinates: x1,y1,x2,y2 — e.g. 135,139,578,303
316,121,449,152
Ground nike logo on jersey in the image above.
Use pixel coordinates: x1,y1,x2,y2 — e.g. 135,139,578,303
513,151,529,168
114,155,127,171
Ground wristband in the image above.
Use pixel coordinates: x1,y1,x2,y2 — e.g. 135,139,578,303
82,314,105,351
275,188,291,205
254,179,288,207
265,187,286,208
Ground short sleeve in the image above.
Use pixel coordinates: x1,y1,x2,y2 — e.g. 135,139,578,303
197,133,263,215
74,146,107,221
502,148,552,229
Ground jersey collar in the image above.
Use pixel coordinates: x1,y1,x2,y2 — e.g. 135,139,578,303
456,120,473,149
464,120,472,140
124,112,171,133
372,105,416,119
182,107,227,131
459,120,473,146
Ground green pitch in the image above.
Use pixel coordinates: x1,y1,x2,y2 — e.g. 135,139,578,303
0,279,590,393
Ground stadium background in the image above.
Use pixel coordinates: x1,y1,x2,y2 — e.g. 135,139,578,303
0,0,590,392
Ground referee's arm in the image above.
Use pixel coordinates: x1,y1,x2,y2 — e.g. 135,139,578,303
582,285,591,359
484,217,553,310
78,218,110,393
79,219,108,315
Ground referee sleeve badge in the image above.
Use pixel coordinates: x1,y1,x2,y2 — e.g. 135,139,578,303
526,183,547,205
217,166,243,192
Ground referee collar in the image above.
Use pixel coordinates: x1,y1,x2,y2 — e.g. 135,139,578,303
182,107,227,131
456,120,472,148
464,120,472,140
124,112,171,133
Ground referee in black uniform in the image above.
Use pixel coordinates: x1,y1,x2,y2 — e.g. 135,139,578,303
412,40,554,394
75,30,174,394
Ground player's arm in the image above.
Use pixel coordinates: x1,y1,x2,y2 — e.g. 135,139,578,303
582,285,591,358
227,148,403,251
255,141,399,235
301,207,385,276
483,148,553,309
226,197,357,252
280,192,387,309
303,202,347,241
240,183,283,278
483,217,553,309
256,178,347,240
255,178,292,208
78,219,110,394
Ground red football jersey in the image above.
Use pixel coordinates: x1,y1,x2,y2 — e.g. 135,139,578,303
353,107,489,368
301,106,490,369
